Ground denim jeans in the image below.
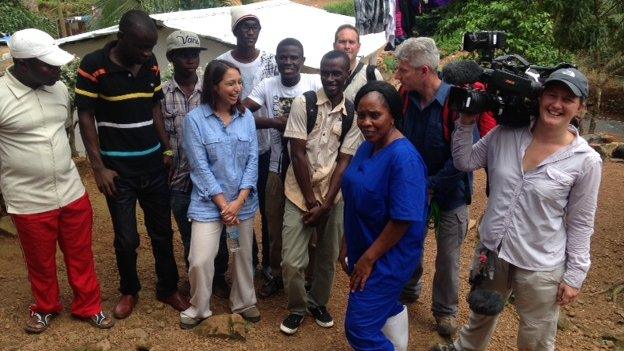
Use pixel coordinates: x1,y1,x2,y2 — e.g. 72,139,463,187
171,189,191,269
106,171,179,298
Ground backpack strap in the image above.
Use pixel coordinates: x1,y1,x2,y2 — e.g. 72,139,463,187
304,90,318,135
343,62,365,92
366,64,378,81
340,99,355,144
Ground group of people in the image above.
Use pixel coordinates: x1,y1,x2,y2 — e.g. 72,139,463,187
0,4,601,351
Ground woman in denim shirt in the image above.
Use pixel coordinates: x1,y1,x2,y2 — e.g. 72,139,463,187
180,60,259,328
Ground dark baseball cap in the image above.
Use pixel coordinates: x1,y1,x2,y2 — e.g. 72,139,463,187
544,68,589,99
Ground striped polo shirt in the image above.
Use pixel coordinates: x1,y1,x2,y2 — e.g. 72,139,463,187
75,41,164,176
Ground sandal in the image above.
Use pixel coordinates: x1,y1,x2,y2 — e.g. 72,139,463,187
89,311,115,329
24,311,55,334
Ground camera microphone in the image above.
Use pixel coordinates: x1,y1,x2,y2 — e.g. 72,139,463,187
442,60,484,86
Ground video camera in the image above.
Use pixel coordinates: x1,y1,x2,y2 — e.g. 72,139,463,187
442,31,575,127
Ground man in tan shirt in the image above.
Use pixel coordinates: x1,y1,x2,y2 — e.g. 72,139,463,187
279,50,362,335
1,29,113,333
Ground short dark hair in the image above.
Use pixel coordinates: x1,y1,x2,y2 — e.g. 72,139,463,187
354,80,404,126
321,50,350,72
119,10,157,36
276,38,304,56
334,24,360,43
201,59,245,114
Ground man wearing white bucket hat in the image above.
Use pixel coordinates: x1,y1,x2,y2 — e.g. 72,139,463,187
0,28,114,333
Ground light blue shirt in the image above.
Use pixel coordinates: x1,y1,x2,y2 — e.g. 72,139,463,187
184,104,258,222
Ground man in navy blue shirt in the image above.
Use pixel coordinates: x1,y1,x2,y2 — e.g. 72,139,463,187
394,37,477,337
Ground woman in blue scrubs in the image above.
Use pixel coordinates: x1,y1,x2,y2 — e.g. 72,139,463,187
341,81,428,350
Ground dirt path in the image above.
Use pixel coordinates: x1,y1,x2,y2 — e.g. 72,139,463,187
0,160,622,350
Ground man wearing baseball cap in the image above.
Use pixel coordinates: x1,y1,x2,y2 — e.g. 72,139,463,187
0,28,114,333
161,30,205,281
215,5,279,294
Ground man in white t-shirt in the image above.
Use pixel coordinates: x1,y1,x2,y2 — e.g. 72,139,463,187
243,38,322,298
215,6,278,290
333,24,383,102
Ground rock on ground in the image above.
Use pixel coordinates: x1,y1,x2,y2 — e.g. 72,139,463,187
194,313,247,341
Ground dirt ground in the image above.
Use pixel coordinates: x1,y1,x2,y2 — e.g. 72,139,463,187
0,159,622,351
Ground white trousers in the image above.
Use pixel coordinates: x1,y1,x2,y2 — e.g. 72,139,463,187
181,217,257,319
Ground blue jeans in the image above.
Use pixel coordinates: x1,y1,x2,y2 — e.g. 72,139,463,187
170,189,191,269
106,171,179,298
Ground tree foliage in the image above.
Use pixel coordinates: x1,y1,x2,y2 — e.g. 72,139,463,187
93,0,229,28
0,0,58,37
433,0,573,65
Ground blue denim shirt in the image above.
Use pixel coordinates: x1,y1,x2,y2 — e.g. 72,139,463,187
184,104,258,222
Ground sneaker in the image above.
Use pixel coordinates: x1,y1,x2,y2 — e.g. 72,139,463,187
240,306,261,323
24,311,56,334
307,305,334,328
279,313,304,335
436,315,458,337
179,312,204,330
89,311,115,329
431,342,457,351
259,277,283,298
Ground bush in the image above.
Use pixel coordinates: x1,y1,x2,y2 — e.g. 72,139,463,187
433,0,573,65
324,0,355,17
0,1,58,37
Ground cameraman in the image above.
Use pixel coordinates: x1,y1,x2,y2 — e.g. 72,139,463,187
437,68,602,351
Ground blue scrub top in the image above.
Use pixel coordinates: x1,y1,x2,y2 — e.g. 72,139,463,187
342,138,428,289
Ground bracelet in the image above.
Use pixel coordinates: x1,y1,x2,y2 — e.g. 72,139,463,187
163,149,174,157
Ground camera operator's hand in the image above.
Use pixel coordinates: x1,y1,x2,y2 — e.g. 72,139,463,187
459,113,479,125
557,282,580,306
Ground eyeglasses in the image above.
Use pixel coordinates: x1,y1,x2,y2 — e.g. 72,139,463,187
239,23,261,33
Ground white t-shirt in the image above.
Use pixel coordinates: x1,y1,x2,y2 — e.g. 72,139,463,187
248,73,322,173
216,50,278,153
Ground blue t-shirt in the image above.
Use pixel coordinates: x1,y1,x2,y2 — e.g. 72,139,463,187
342,138,428,288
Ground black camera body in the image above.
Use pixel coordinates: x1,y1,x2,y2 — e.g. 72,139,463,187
444,31,575,127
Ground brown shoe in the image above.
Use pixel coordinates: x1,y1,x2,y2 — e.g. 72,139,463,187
24,311,56,334
158,291,190,311
113,294,138,319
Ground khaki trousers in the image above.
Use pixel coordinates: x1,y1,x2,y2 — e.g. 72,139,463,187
455,243,564,351
281,199,344,314
182,217,257,319
265,171,285,277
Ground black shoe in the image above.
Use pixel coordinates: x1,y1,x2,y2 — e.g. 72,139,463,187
431,342,457,351
280,313,304,335
400,291,420,304
212,278,230,299
259,277,283,298
307,305,334,328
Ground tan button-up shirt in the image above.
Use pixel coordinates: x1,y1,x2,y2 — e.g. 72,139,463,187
0,70,85,214
283,89,363,211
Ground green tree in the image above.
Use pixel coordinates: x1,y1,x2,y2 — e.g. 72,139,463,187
433,0,572,65
93,0,229,28
543,0,624,132
1,0,58,37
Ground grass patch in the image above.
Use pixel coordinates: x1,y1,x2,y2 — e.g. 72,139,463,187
383,55,398,74
324,0,355,17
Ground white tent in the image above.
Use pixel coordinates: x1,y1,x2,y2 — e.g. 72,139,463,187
58,0,386,71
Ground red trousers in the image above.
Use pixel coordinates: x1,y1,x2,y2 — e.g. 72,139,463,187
12,193,102,318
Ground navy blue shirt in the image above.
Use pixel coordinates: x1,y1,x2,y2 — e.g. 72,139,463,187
401,82,476,210
342,139,428,289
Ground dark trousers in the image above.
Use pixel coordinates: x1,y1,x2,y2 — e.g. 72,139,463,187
213,151,269,280
106,171,179,299
170,189,192,269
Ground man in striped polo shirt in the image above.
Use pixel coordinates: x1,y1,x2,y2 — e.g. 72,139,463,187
76,10,189,319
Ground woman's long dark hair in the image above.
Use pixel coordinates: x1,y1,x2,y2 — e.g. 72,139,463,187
200,59,245,114
354,80,404,129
